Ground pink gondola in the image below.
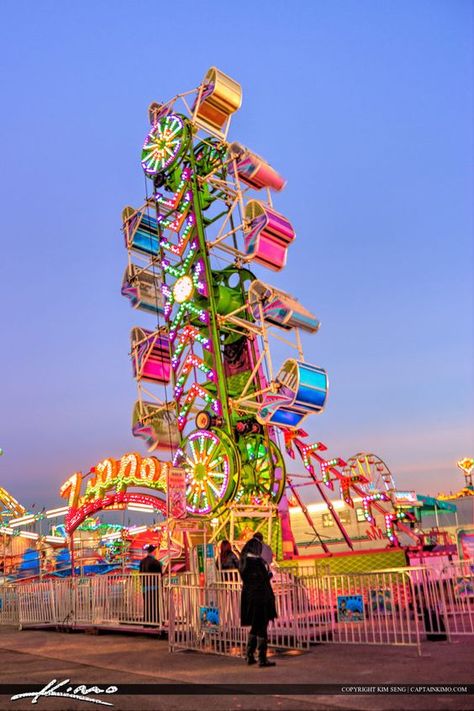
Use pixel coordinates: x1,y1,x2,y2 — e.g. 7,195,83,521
244,200,295,271
229,143,286,192
131,327,171,384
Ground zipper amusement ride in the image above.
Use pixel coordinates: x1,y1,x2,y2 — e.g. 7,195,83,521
122,67,415,558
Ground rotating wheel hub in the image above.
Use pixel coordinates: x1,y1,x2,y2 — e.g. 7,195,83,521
178,428,240,515
235,433,286,505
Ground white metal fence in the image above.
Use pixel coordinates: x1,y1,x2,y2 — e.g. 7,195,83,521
295,569,420,651
13,574,167,630
0,584,19,624
0,561,472,658
168,574,312,657
440,559,474,636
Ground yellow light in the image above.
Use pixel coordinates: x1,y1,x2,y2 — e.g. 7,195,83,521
173,275,194,304
457,458,474,475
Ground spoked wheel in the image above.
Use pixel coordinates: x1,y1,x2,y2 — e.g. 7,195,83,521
141,114,190,178
342,452,396,495
193,139,227,210
236,434,286,505
179,428,240,515
194,139,227,177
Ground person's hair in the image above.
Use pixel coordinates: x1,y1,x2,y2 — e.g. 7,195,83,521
253,532,263,542
219,539,232,564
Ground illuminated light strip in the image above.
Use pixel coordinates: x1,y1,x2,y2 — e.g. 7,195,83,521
289,499,362,515
161,242,207,322
155,166,193,213
177,384,221,431
162,239,199,280
174,353,216,401
385,508,409,544
8,514,36,526
44,535,67,544
160,213,196,256
0,527,14,535
319,458,343,489
19,531,39,540
45,506,69,518
362,492,389,525
168,302,209,338
171,325,211,365
300,445,344,491
157,193,192,233
9,519,36,528
340,478,356,508
299,442,326,476
192,258,208,297
128,525,148,534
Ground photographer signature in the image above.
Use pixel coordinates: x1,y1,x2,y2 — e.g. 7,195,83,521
11,679,118,705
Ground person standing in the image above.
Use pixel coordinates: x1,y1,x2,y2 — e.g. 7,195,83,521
239,537,277,667
252,532,273,568
139,544,163,624
216,540,239,574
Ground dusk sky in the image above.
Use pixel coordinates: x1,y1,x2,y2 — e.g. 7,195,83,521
0,0,472,510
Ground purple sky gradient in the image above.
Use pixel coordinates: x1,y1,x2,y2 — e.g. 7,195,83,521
0,0,472,509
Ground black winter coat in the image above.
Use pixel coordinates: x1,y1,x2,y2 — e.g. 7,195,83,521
139,555,163,574
240,556,277,627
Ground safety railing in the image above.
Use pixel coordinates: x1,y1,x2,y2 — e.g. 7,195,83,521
439,559,474,637
296,569,421,653
168,567,423,654
0,584,19,624
169,580,246,656
2,561,471,657
12,574,166,630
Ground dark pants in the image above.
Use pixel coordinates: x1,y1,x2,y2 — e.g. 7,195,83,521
250,619,268,638
142,587,158,624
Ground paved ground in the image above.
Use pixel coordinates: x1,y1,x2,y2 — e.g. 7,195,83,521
0,627,472,711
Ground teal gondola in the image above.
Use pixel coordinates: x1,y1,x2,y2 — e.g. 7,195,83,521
258,359,328,430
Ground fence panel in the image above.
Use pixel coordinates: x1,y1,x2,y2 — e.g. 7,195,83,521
6,561,471,655
439,559,474,637
407,566,449,641
16,581,56,627
293,569,421,654
169,582,246,656
0,585,19,625
86,574,165,628
168,577,312,656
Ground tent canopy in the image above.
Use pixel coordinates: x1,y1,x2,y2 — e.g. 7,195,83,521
417,494,457,513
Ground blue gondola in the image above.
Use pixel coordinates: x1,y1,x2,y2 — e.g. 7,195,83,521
258,359,328,430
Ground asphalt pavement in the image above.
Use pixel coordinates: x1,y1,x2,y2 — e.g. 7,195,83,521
0,627,472,711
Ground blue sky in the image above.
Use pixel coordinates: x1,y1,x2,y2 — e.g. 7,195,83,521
0,0,472,508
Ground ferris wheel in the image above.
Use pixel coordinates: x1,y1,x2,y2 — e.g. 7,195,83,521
342,452,396,495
